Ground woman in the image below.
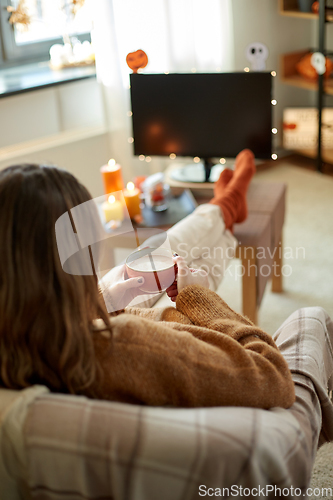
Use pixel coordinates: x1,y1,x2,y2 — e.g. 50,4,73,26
0,152,296,408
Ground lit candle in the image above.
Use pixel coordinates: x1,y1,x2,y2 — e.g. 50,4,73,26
124,181,141,219
102,195,124,223
100,159,124,195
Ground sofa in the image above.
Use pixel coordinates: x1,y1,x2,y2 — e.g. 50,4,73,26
0,386,310,500
1,306,333,500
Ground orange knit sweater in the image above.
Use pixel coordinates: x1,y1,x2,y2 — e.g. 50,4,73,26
92,285,295,409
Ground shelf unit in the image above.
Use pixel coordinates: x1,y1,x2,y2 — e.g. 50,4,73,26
279,0,333,170
279,0,318,19
280,49,333,94
294,147,333,162
279,0,333,18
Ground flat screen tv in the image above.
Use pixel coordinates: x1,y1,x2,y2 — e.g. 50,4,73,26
130,72,272,182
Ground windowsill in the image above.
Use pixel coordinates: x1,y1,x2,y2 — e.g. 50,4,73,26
0,125,108,162
0,61,96,98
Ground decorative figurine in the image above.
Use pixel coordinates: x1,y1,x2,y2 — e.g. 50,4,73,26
126,50,148,73
245,42,269,71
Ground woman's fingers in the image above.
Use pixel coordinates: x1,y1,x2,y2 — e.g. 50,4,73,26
166,281,178,300
166,280,177,290
118,276,145,291
99,264,125,289
174,256,191,277
173,255,185,265
170,257,210,293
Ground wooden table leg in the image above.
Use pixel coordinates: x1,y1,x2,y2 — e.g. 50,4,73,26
272,237,283,293
236,246,258,325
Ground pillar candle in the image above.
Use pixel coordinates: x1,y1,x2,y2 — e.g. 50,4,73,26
123,182,141,219
102,195,124,223
100,159,124,195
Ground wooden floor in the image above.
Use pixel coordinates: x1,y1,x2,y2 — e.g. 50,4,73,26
256,153,333,177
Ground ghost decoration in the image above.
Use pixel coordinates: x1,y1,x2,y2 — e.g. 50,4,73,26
311,52,326,76
245,42,269,71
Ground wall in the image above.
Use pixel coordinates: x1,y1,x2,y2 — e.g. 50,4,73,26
0,78,111,198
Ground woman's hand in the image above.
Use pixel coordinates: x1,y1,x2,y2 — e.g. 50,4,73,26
99,264,146,312
166,256,209,303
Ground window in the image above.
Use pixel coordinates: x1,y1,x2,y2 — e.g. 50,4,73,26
0,0,92,67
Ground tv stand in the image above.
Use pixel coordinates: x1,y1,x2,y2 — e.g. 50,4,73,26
203,158,214,182
170,158,225,183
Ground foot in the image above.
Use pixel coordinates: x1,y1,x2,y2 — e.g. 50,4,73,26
210,149,255,230
213,168,233,198
233,149,256,183
231,149,256,223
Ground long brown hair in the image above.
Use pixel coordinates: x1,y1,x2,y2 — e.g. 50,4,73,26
0,164,111,397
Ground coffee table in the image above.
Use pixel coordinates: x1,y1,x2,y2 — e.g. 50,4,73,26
192,181,286,324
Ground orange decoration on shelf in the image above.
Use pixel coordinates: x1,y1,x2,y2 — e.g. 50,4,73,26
126,50,148,73
312,1,319,13
283,123,297,130
296,53,333,80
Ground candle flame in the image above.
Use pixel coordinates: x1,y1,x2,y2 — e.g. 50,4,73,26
108,195,116,204
108,159,116,169
127,181,135,191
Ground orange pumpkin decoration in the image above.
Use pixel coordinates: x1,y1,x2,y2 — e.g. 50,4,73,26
126,50,148,73
296,52,333,80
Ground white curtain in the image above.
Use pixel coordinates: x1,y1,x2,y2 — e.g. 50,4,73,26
92,0,234,181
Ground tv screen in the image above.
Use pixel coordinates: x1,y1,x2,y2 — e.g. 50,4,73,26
130,72,272,160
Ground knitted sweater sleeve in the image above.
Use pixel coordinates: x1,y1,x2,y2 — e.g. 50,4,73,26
174,284,295,407
176,284,274,343
93,285,295,409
